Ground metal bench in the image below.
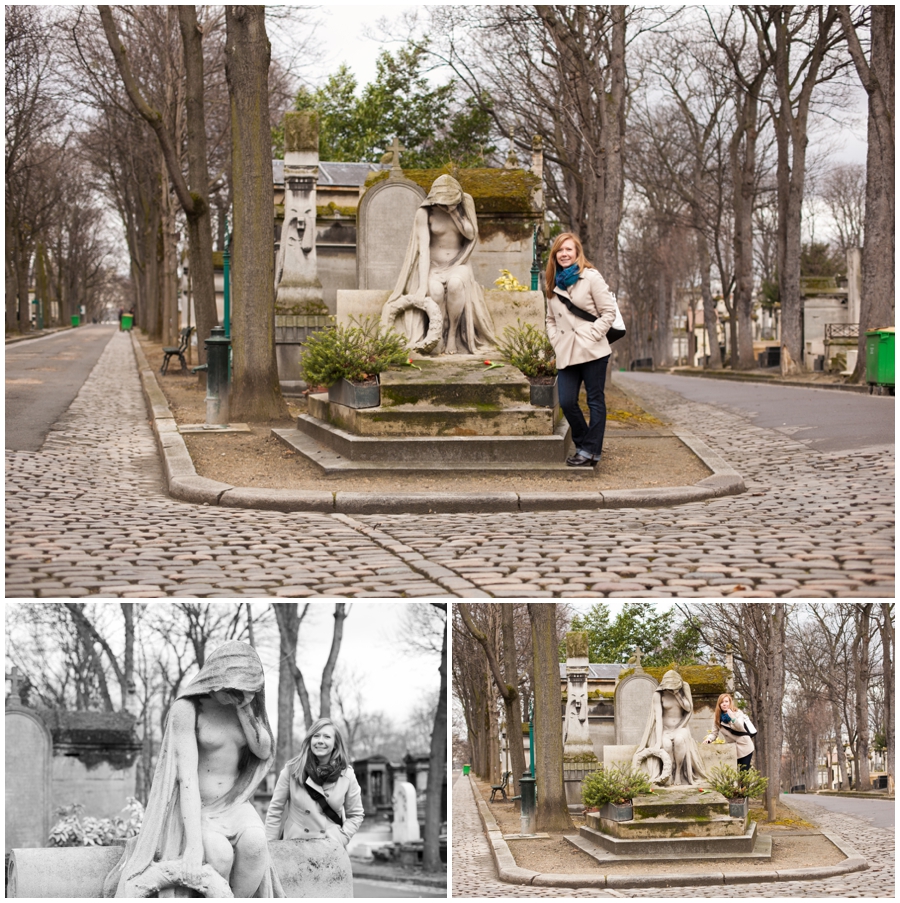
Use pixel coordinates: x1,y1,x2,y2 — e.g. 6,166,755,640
490,771,512,802
161,326,194,375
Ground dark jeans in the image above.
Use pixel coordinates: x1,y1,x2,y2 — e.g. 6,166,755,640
557,355,609,460
737,752,753,772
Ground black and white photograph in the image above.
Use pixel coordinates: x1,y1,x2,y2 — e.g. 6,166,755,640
5,602,447,898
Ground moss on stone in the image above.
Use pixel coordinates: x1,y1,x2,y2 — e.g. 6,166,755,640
317,202,358,218
620,664,730,696
567,631,589,659
364,166,541,215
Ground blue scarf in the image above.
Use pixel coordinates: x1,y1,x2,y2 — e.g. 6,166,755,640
555,264,580,291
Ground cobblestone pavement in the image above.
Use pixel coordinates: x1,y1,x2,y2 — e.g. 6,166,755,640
451,772,895,898
5,333,895,598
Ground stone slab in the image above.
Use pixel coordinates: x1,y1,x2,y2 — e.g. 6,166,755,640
218,487,335,512
335,491,521,515
292,414,572,464
577,820,761,857
378,359,532,407
178,423,252,434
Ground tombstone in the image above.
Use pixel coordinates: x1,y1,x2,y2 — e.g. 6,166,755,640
614,650,659,746
356,138,426,291
275,111,324,310
5,702,53,850
391,780,420,843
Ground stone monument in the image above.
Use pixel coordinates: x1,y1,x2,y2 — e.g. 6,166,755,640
563,633,595,758
391,781,420,843
275,111,323,311
614,649,661,746
5,669,53,851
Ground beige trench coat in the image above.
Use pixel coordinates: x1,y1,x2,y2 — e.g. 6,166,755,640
545,267,617,370
708,710,756,759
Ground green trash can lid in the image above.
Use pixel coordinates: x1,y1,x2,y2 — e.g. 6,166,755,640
866,326,895,335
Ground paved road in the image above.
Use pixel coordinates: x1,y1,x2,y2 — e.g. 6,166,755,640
5,333,894,597
452,774,895,898
624,371,895,453
784,793,894,829
6,326,118,451
354,877,445,897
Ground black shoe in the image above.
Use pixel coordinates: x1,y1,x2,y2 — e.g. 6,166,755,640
566,454,597,467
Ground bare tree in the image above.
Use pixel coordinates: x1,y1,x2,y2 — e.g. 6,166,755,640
836,5,894,382
850,603,874,789
98,5,218,355
877,603,894,793
423,603,447,872
527,603,573,833
224,5,290,421
819,163,865,255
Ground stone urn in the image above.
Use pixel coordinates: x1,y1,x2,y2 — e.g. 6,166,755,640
328,377,380,409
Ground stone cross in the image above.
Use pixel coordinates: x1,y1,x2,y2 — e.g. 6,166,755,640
7,666,22,703
632,647,643,669
386,136,405,178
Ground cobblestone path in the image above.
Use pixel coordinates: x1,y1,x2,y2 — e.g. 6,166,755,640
451,772,895,898
5,333,894,598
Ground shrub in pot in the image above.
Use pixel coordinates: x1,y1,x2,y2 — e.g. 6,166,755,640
706,764,768,802
582,764,653,819
495,320,558,406
299,317,408,406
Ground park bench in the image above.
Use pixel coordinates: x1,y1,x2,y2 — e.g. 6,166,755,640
490,770,512,802
160,326,194,375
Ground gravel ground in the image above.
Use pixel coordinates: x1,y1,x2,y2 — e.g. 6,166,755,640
470,778,848,877
139,335,712,493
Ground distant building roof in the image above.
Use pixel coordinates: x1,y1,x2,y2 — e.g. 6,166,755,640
273,160,388,187
559,663,624,680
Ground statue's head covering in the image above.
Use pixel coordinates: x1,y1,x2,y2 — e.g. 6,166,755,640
423,174,464,207
178,640,266,701
658,670,684,692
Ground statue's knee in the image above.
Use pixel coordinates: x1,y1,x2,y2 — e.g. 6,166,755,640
237,828,268,865
203,832,234,878
447,276,464,294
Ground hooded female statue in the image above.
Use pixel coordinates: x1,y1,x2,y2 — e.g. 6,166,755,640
103,641,283,898
632,670,707,786
381,174,496,355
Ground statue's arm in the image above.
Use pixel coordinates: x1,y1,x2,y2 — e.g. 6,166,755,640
446,203,475,241
652,694,664,747
236,698,272,761
169,699,204,884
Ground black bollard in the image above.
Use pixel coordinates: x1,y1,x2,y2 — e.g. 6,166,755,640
519,772,536,836
205,326,231,426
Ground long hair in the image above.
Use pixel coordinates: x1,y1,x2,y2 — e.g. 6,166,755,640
714,693,732,729
544,232,594,297
287,717,350,786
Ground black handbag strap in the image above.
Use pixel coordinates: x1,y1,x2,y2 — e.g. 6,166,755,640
305,783,343,827
555,289,598,322
720,721,754,738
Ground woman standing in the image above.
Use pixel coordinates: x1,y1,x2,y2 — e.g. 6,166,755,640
265,718,364,892
704,693,756,771
545,233,617,467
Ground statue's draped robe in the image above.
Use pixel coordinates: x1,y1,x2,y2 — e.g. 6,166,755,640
386,190,496,354
103,642,284,898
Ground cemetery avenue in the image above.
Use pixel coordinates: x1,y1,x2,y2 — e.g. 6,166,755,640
4,328,894,598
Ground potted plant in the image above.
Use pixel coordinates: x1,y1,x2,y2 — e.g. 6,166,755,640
706,764,769,820
299,317,409,408
495,320,558,407
582,764,653,822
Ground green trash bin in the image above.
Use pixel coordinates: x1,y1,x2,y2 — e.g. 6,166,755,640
121,313,134,331
71,315,80,327
865,328,895,388
463,764,470,776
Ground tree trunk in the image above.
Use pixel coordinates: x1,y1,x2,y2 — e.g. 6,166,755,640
224,6,289,421
274,605,298,775
879,603,894,793
318,603,347,720
696,229,722,368
830,700,848,789
853,604,873,789
161,184,179,345
838,6,895,380
527,604,573,833
178,4,218,363
501,604,527,797
423,609,447,871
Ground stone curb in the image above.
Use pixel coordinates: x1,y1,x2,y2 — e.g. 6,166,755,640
466,774,869,890
667,368,874,394
132,333,746,515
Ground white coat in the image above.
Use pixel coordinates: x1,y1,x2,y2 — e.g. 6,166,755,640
708,710,756,759
545,267,617,370
264,765,365,844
